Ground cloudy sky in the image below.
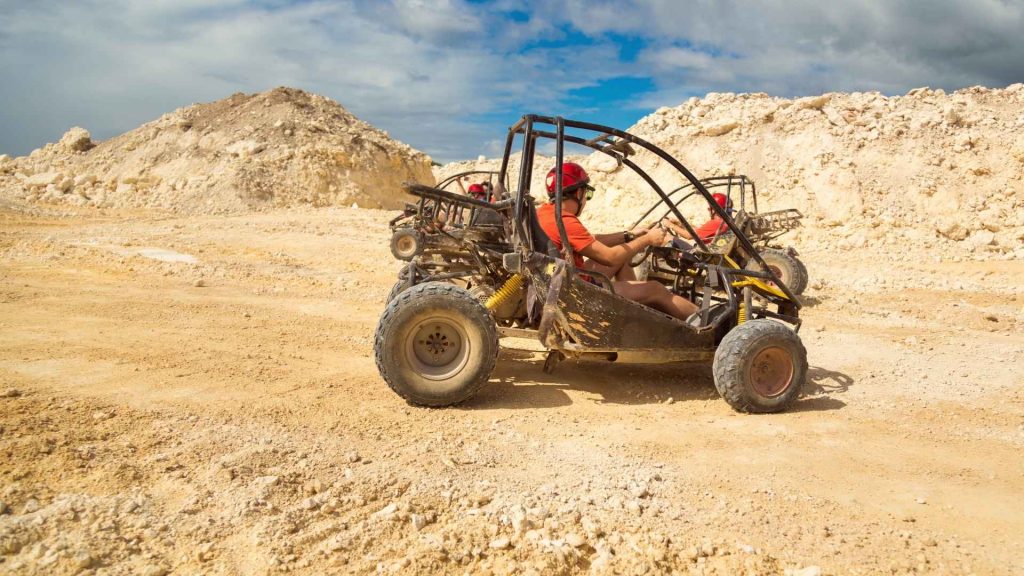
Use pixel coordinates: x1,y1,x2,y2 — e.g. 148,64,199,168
2,0,1022,162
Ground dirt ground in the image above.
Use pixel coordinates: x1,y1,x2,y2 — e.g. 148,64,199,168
1,205,1022,576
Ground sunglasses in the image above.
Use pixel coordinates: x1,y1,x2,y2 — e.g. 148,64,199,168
582,184,595,200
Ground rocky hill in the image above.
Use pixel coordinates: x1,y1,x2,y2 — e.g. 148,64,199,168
0,87,434,214
438,85,1024,261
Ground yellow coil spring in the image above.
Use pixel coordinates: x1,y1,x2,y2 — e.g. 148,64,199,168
485,274,524,311
737,302,748,324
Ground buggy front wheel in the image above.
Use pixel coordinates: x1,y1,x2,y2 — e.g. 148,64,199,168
713,320,807,413
375,282,498,406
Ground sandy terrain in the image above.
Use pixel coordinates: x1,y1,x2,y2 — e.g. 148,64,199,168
1,204,1022,576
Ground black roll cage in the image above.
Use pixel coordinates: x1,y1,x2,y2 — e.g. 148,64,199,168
496,115,800,305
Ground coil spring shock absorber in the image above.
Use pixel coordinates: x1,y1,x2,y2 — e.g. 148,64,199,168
485,274,524,311
737,286,752,324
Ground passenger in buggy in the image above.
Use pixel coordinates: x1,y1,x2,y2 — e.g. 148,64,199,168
660,192,733,249
536,162,699,321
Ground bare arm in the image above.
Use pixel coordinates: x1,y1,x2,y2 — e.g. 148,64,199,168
594,223,656,246
663,218,695,240
593,232,628,246
580,228,666,268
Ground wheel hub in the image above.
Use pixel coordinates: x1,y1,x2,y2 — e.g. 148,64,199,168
417,325,459,365
406,318,469,379
396,236,416,256
749,346,794,397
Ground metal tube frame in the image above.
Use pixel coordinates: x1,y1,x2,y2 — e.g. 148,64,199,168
495,115,800,307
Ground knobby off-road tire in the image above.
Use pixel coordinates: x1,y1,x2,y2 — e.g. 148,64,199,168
390,229,423,261
386,279,409,303
713,319,807,413
752,248,808,295
374,282,498,407
791,256,809,294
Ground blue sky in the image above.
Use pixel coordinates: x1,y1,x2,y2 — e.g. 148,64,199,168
2,0,1022,162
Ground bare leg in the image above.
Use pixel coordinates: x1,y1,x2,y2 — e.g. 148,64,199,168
585,259,637,281
612,281,698,320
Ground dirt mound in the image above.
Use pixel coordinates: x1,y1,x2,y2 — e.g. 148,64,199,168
437,85,1024,261
0,87,434,214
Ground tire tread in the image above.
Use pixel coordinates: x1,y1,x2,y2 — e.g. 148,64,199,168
374,282,498,406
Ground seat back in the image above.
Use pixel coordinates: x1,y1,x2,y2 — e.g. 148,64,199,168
525,200,557,257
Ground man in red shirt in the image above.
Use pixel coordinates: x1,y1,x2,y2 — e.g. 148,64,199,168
536,162,699,321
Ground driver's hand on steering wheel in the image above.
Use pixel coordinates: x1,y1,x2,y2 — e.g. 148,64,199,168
644,227,668,246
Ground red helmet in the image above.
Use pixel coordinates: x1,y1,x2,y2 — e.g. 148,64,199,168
467,183,486,197
545,162,590,196
710,193,733,210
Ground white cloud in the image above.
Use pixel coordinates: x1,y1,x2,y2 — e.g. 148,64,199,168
1,0,1022,161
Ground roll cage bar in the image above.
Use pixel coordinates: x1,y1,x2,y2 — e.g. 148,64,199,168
496,115,800,304
435,170,509,198
629,175,758,230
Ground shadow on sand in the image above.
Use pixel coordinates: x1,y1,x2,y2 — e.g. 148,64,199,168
464,351,854,413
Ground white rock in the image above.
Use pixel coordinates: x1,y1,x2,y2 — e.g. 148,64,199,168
796,94,831,110
967,230,996,248
56,176,74,193
703,121,739,137
564,532,586,548
74,174,97,187
935,219,969,241
489,536,511,549
24,172,62,188
59,127,93,152
373,503,398,518
225,140,266,158
410,513,433,530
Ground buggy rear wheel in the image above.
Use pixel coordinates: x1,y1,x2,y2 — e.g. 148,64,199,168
751,248,808,295
374,282,498,407
713,319,807,413
390,229,423,261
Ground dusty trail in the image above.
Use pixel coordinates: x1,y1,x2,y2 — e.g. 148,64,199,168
1,206,1022,575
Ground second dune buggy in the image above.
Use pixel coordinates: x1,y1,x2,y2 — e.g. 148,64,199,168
630,175,808,295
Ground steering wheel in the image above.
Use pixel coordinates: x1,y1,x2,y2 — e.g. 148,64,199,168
659,218,681,239
630,220,676,267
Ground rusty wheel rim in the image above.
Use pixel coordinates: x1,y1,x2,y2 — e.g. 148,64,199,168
749,346,794,398
767,264,783,287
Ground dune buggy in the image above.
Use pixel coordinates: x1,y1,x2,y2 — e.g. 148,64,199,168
630,175,808,295
374,116,807,413
385,170,513,304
